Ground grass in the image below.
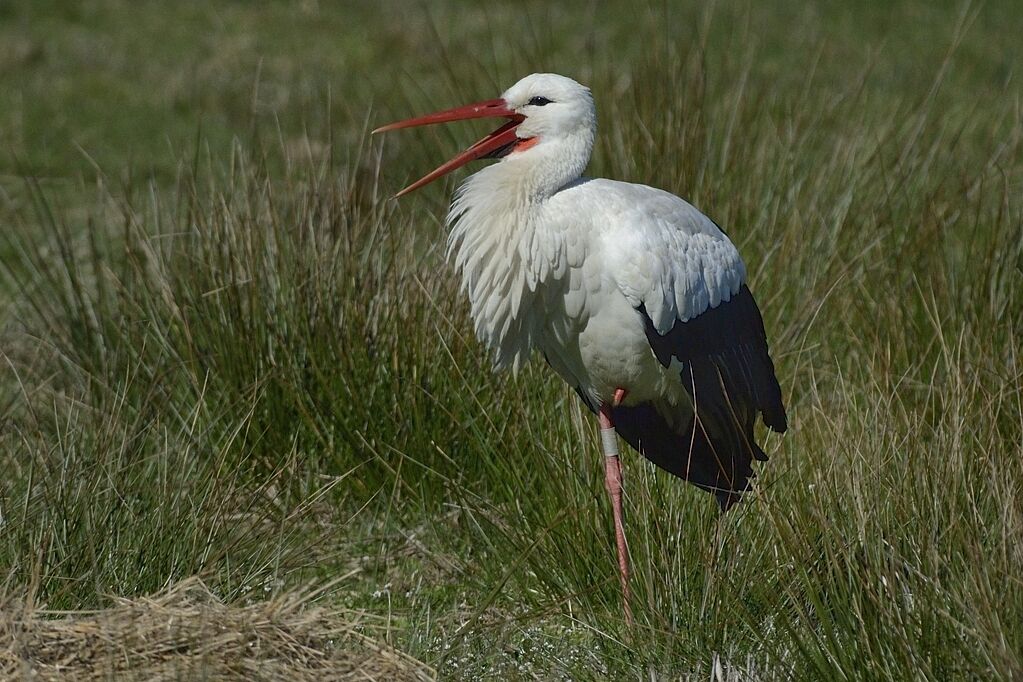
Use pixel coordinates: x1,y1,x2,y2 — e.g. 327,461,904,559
1,0,1022,678
2,578,433,680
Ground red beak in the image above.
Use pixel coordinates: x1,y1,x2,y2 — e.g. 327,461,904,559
373,98,524,198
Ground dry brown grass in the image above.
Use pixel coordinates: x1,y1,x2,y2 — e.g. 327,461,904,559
0,577,434,681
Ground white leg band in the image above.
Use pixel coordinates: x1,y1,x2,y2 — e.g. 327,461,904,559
601,426,620,458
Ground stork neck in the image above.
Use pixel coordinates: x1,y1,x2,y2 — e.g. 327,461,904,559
445,131,590,369
498,127,594,202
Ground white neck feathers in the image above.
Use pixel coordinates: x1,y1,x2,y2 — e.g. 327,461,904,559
445,130,593,369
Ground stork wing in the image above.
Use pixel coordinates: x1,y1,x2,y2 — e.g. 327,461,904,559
595,180,787,509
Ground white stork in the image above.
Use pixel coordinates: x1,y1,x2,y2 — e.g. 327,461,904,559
374,73,787,619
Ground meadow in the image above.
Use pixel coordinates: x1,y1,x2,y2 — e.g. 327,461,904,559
1,1,1021,678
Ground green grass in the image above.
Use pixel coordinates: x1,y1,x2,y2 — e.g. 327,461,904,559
2,1,1022,678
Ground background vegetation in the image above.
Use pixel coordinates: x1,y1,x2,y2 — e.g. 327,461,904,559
1,0,1021,678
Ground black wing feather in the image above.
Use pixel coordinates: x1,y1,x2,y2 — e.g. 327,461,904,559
580,284,786,511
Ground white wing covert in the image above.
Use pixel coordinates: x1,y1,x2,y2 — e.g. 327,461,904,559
591,181,747,332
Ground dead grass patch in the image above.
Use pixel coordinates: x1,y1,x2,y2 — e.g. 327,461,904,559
0,577,434,681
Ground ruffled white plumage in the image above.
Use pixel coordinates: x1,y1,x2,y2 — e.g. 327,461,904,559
446,164,748,410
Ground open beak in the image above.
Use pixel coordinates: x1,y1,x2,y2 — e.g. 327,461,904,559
373,98,524,198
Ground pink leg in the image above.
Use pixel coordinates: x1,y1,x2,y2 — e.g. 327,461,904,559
599,388,632,625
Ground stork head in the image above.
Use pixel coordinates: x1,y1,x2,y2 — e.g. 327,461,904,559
374,73,596,197
501,73,595,143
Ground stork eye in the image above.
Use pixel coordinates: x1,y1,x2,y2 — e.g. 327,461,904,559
528,96,553,106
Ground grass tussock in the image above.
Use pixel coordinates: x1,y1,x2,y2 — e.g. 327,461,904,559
1,1,1022,678
1,577,434,681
